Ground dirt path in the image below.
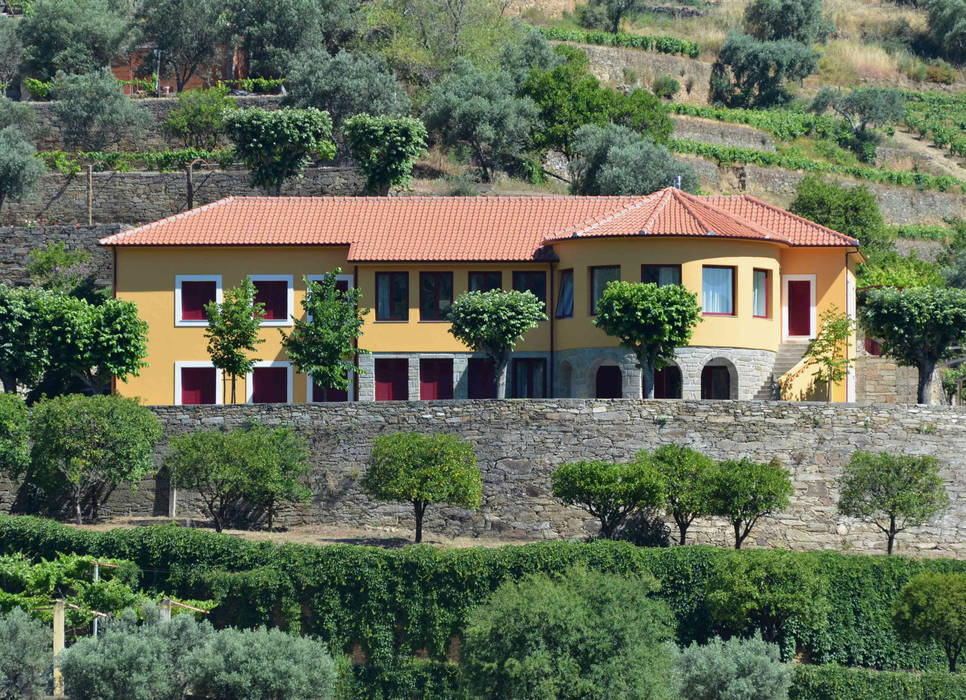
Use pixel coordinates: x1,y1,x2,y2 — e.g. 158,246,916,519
891,128,966,181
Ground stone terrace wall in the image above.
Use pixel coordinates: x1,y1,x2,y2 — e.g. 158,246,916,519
672,116,776,152
0,225,118,287
5,400,964,558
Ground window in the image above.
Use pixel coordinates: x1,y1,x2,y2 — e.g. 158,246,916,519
512,271,546,311
753,269,769,318
556,269,574,318
376,272,409,321
467,358,496,399
701,365,731,400
175,275,221,326
419,272,454,321
469,271,501,292
512,358,547,398
374,358,409,400
248,275,293,326
175,362,221,405
641,265,681,287
247,362,293,404
590,266,620,315
308,371,351,402
306,274,354,322
420,358,454,400
702,266,735,315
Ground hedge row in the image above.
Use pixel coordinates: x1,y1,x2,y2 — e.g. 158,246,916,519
534,25,700,58
38,147,236,175
670,103,842,142
2,515,964,672
790,665,966,700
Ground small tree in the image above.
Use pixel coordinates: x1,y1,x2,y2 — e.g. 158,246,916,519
0,98,36,136
0,394,30,488
136,0,223,92
53,69,150,152
0,285,51,394
577,0,645,33
28,394,163,524
645,444,714,545
801,305,854,402
447,289,547,399
893,572,966,672
837,451,949,555
790,176,891,252
162,86,236,149
743,0,833,44
222,0,323,78
710,33,818,109
859,287,966,404
706,458,793,549
204,279,265,404
0,126,46,217
224,108,336,195
0,608,52,700
362,431,481,543
282,271,368,397
593,281,701,398
673,634,792,700
342,114,428,195
551,459,665,539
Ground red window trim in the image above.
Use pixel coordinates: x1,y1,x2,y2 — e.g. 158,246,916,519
375,271,409,321
589,265,621,316
702,265,737,317
753,268,770,319
419,271,454,321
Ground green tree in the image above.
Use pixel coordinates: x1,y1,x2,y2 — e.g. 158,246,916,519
224,107,336,195
0,608,52,700
811,87,905,162
925,0,966,64
743,0,833,44
27,241,103,302
706,458,793,549
645,444,714,545
28,394,162,524
342,114,427,194
423,60,540,182
162,86,237,149
789,176,892,252
203,278,265,404
463,567,676,700
0,20,22,93
53,69,150,152
500,27,562,87
446,289,547,398
580,0,645,34
281,271,369,397
673,634,792,700
0,98,36,136
858,286,966,404
0,286,51,394
710,33,818,109
893,572,966,672
837,451,949,555
0,394,29,490
551,459,665,539
706,549,828,644
800,305,854,402
284,50,411,131
221,0,322,78
362,431,481,543
0,125,45,218
592,280,701,398
136,0,223,92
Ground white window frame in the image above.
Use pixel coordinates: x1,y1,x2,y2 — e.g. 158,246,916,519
174,275,222,327
305,273,354,323
306,371,355,402
248,274,294,327
781,273,817,340
173,361,223,405
246,361,294,404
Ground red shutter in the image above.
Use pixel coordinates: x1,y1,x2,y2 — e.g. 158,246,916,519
181,281,216,321
467,358,496,399
181,367,216,404
252,367,288,403
254,280,288,320
420,359,453,400
312,381,348,402
375,359,408,401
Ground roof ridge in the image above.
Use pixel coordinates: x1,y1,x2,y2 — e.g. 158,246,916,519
640,188,675,234
99,197,236,245
739,194,859,246
566,192,663,238
673,189,785,242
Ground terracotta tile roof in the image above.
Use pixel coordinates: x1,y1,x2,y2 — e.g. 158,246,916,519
99,190,858,260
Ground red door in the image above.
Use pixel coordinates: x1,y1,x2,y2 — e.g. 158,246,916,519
420,359,454,400
252,367,288,403
595,366,622,398
467,358,496,399
181,367,216,404
787,280,811,336
375,359,408,401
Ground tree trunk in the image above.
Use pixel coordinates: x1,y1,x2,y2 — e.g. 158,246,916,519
230,374,236,404
917,361,936,404
495,353,510,399
0,372,15,394
887,515,896,555
677,523,688,546
413,500,426,543
641,355,656,399
733,522,744,549
74,493,84,526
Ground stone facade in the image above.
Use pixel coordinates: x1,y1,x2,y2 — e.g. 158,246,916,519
855,329,944,405
0,225,118,288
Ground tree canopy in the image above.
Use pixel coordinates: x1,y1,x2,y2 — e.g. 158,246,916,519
710,32,818,108
790,176,892,252
893,572,966,672
136,0,223,92
743,0,833,44
925,0,966,64
204,279,265,403
705,458,793,549
342,114,427,194
221,0,322,78
0,126,45,218
53,69,149,152
644,444,714,545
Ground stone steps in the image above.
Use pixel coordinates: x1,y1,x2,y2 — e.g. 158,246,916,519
753,341,809,400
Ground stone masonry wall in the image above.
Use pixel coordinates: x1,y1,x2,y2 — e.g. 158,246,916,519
4,400,965,558
0,225,118,288
672,116,776,152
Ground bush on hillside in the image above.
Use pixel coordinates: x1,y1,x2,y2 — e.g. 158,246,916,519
52,69,150,152
893,572,966,672
162,86,236,150
674,634,792,700
0,607,51,700
710,33,818,109
652,75,681,100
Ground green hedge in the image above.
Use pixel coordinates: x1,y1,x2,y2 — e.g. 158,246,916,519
3,515,965,672
790,665,966,699
670,103,842,142
38,147,236,175
534,25,700,58
889,224,958,241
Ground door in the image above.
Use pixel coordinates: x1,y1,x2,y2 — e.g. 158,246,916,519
701,366,731,400
595,365,622,398
787,280,812,336
653,366,682,399
375,359,408,401
420,359,454,400
467,358,496,399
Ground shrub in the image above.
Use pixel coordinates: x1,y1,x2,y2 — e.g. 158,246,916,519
789,176,891,252
705,458,793,549
789,664,966,699
0,607,51,699
652,75,681,100
674,634,792,700
342,114,427,195
743,0,833,44
462,567,676,699
52,69,150,152
893,572,966,672
646,444,714,545
534,25,700,58
0,393,29,481
162,86,236,150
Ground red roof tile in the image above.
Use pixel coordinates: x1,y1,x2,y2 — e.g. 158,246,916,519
99,190,858,260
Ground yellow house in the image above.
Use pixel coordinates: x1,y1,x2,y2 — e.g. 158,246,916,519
99,187,860,405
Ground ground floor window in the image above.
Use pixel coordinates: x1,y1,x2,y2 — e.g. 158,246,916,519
653,365,682,399
595,365,622,398
701,366,731,400
467,358,496,399
178,365,218,405
375,358,409,401
310,372,349,402
512,358,547,398
420,358,454,400
250,365,291,403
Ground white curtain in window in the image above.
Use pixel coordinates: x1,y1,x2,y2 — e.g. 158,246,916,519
592,267,620,313
753,270,768,317
703,267,733,314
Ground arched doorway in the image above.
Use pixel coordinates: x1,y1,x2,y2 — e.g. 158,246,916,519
701,362,734,400
596,365,622,398
653,365,682,399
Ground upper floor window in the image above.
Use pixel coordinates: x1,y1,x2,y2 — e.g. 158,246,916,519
469,271,502,293
702,266,735,316
248,275,293,326
642,265,681,287
419,271,454,321
306,273,354,323
513,271,547,311
175,275,221,326
753,268,769,318
590,266,620,315
376,272,409,321
556,269,574,318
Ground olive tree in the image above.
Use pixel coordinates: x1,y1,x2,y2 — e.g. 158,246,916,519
837,451,949,554
710,33,818,109
0,608,52,700
0,126,45,217
204,279,265,404
645,444,714,545
136,0,223,92
0,20,22,94
673,634,792,700
925,0,966,64
342,114,427,194
592,281,701,398
705,458,793,549
362,431,481,543
53,69,150,152
893,572,966,672
743,0,833,44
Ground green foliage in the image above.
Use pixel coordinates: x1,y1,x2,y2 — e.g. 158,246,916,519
162,87,236,150
224,107,336,194
859,250,946,290
652,75,681,99
462,567,676,700
0,394,29,482
0,125,45,216
217,77,287,94
342,114,427,194
789,664,966,700
674,634,792,700
39,147,236,174
362,431,481,543
706,458,793,549
670,102,841,142
534,25,700,58
645,444,714,545
802,306,854,400
790,176,891,251
838,451,949,555
924,0,966,64
165,423,311,532
0,607,50,699
893,572,966,672
578,0,645,34
710,33,819,109
28,394,162,524
52,69,150,152
27,241,102,302
743,0,833,44
446,289,547,398
0,286,50,393
858,286,966,403
0,19,21,92
595,136,698,195
551,459,665,538
136,0,222,92
282,271,369,392
222,0,321,78
203,278,265,403
812,88,905,133
0,98,36,137
592,280,701,397
23,78,53,101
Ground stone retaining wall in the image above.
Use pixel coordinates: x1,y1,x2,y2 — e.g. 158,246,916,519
0,225,118,287
672,115,776,152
